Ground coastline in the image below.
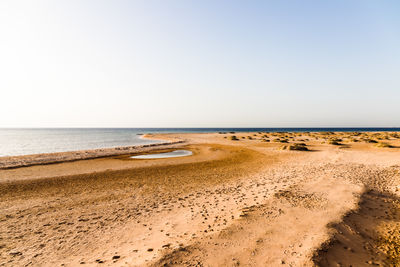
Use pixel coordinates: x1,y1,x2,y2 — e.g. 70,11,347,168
0,138,185,170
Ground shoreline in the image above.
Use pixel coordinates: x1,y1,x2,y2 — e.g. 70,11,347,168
1,130,399,170
0,140,185,170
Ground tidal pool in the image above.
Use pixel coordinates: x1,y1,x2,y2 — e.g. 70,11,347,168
130,150,192,159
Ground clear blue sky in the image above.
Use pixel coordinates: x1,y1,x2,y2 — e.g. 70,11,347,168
1,0,399,127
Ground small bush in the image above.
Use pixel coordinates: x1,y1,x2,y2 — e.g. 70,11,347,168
230,135,239,141
289,145,309,151
281,143,309,151
320,132,334,135
376,142,393,148
328,140,341,145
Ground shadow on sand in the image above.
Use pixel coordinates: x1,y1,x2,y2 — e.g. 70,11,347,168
313,189,400,266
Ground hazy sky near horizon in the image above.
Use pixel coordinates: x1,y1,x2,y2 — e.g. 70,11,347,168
1,1,400,127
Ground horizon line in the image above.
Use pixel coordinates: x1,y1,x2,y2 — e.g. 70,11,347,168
1,127,400,129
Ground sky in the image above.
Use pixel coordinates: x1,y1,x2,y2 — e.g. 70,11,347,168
1,0,400,128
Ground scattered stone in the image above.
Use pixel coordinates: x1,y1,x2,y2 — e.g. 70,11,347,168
9,251,22,256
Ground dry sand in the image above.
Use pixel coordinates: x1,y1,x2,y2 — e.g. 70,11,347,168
1,132,400,266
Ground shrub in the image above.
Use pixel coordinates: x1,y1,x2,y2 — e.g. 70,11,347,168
376,142,393,148
281,143,309,151
328,140,341,145
230,136,239,141
289,145,309,151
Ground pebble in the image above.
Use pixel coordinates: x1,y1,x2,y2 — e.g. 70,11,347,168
9,251,22,256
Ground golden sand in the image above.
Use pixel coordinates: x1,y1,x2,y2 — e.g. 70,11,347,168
1,132,400,266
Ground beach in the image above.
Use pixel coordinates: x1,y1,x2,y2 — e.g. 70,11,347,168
1,132,400,266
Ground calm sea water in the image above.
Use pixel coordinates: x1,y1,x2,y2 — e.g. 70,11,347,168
0,128,399,157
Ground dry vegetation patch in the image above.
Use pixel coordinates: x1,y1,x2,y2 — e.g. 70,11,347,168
376,142,394,148
281,143,309,151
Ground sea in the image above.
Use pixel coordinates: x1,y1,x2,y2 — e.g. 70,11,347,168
0,128,399,157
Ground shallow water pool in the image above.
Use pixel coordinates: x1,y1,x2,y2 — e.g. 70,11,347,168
130,150,192,159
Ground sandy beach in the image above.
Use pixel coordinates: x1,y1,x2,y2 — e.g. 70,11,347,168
1,132,400,266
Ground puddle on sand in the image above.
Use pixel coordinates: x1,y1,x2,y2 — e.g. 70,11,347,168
130,150,192,159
